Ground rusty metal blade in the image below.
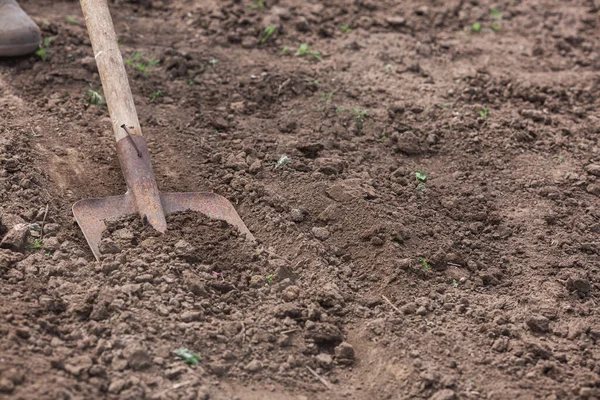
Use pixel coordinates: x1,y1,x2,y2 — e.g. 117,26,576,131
161,192,255,242
72,193,136,261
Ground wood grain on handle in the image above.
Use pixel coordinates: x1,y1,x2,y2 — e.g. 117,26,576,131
80,0,141,142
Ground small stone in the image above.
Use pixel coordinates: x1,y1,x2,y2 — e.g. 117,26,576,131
245,360,263,373
491,338,508,352
99,238,120,255
0,378,14,394
402,302,417,315
249,275,264,288
165,365,188,380
416,306,428,316
566,277,591,296
326,184,355,203
587,184,600,196
42,236,60,251
312,227,330,240
290,208,307,223
386,16,406,27
334,342,355,364
0,223,30,252
526,314,550,333
295,16,310,32
210,116,230,131
248,160,263,174
430,389,457,400
282,285,300,302
585,164,600,176
315,353,333,370
108,378,128,394
15,327,30,339
181,310,203,322
370,236,384,246
64,355,93,376
395,132,422,155
128,350,152,371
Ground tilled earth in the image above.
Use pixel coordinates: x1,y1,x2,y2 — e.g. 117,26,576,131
1,0,600,399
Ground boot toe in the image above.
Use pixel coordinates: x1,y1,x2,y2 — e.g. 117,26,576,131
0,2,41,57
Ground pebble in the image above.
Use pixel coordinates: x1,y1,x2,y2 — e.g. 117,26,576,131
290,208,307,223
585,164,600,176
586,184,600,196
315,353,333,369
334,342,355,364
0,378,14,394
416,306,428,316
430,389,457,400
165,365,188,380
64,355,93,376
108,378,128,394
128,349,152,371
566,277,591,296
245,360,263,373
526,314,550,333
282,285,300,302
0,223,30,252
402,302,417,315
248,160,263,174
312,227,330,240
180,310,203,322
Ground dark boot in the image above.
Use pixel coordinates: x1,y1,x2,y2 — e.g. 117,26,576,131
0,0,41,57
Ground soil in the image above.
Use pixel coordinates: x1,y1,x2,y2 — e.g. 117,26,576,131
1,0,600,399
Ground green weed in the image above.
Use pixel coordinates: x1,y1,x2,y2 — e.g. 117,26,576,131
341,24,351,33
260,25,277,44
35,36,55,61
385,64,392,73
415,171,427,184
86,85,106,106
490,8,502,19
471,21,482,32
125,51,159,77
281,46,290,54
275,154,292,169
150,90,163,102
295,43,322,61
66,16,80,25
353,108,368,130
477,106,489,119
419,258,431,271
335,106,346,113
557,155,565,163
28,238,43,250
209,58,218,66
249,0,265,10
379,136,389,141
452,279,458,288
175,348,200,365
266,274,275,285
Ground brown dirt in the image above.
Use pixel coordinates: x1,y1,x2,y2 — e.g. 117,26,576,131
2,0,600,399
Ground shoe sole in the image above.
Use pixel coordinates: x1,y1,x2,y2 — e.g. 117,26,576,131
0,41,39,57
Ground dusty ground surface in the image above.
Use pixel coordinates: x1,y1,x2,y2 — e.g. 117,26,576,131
1,0,600,399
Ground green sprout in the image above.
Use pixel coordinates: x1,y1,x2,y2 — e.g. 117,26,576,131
275,154,292,168
175,348,200,365
415,171,427,184
28,238,43,249
66,16,80,25
335,106,346,113
353,108,368,130
150,90,163,102
385,64,392,73
209,58,218,66
295,43,322,61
86,85,106,106
125,51,159,77
341,24,351,33
321,91,335,104
379,136,389,142
260,25,277,44
281,46,290,54
249,0,265,10
35,36,55,62
419,258,431,271
452,279,458,288
557,155,565,163
490,8,502,19
491,23,501,32
477,106,489,119
266,274,274,285
471,22,482,32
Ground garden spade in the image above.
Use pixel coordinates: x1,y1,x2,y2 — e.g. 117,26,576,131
73,0,254,261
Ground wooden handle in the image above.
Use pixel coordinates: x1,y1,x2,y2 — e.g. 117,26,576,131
80,0,141,142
